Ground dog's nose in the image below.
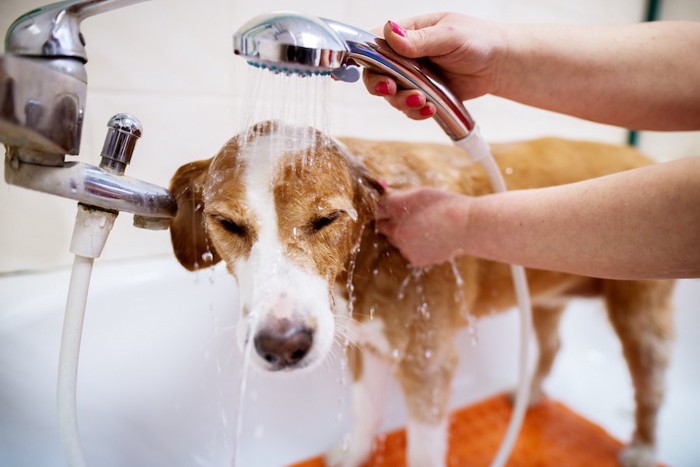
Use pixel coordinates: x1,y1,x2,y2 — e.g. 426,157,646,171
254,319,313,369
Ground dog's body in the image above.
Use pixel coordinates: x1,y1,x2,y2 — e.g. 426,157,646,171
170,121,674,467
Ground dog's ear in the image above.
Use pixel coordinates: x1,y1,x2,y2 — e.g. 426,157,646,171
333,139,386,221
169,158,222,271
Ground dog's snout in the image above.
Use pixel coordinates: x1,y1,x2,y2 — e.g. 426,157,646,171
254,319,313,369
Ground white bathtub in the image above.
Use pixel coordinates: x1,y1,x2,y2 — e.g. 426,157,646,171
1,256,698,466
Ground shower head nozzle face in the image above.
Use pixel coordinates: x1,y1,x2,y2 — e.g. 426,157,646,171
233,11,349,76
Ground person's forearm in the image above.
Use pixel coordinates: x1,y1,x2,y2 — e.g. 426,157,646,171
464,157,700,279
496,21,700,130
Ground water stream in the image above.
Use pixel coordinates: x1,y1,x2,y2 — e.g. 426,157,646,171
227,68,338,466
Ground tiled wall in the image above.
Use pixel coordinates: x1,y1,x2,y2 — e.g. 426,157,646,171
1,0,699,273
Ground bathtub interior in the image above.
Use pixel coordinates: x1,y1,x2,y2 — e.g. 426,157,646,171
0,256,698,466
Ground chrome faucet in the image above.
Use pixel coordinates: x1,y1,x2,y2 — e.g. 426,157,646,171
1,0,176,228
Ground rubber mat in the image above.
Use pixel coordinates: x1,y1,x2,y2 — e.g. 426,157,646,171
290,394,631,467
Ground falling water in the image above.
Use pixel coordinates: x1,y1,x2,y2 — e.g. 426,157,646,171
231,313,260,467
449,259,479,346
225,67,338,466
236,67,334,148
344,225,364,322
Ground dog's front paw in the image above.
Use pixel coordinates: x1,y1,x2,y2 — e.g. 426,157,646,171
325,433,373,467
619,441,656,467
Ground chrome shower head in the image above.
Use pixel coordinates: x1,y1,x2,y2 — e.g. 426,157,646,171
233,11,475,141
234,12,347,76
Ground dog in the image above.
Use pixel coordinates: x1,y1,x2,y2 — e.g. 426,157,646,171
169,121,674,467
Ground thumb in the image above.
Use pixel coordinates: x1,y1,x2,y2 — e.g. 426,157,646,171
383,19,455,59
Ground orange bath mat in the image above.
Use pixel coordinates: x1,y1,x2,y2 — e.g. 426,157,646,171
291,394,629,467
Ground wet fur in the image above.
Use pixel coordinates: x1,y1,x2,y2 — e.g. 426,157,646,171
169,122,674,466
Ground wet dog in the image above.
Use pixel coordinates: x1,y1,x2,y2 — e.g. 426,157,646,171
169,121,674,467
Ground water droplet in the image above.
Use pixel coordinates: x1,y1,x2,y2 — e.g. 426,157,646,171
450,260,464,286
202,251,214,263
341,433,351,451
419,302,430,319
424,349,433,359
391,348,402,360
398,273,412,300
505,167,514,175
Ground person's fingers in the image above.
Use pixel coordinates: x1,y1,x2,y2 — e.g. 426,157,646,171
387,12,450,33
383,16,459,59
376,197,391,220
375,218,392,236
404,102,436,120
363,70,435,119
386,89,425,109
362,69,397,97
384,90,435,119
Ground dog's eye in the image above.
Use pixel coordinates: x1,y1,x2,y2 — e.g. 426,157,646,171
310,211,342,232
214,215,247,237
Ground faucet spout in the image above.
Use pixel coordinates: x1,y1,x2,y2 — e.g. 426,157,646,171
4,113,177,229
4,151,177,221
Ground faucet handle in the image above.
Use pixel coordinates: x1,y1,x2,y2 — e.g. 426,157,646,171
5,0,149,62
99,113,142,175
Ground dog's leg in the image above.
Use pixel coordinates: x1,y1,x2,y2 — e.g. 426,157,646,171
604,280,675,467
397,345,457,467
528,304,566,405
326,325,392,467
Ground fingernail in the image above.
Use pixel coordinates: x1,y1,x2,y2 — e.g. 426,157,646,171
388,20,407,38
405,94,423,108
419,105,435,117
375,81,391,95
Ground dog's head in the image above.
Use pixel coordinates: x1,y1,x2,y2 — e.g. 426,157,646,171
169,121,383,372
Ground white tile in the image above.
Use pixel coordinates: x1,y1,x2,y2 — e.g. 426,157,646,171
0,164,76,272
80,91,237,186
81,0,232,96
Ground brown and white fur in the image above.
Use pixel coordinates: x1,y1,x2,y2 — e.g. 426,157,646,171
169,121,674,467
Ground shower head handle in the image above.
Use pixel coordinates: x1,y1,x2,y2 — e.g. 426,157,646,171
233,12,476,141
322,17,476,140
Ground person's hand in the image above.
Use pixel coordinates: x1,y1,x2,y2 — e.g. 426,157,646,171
364,12,508,120
376,187,473,266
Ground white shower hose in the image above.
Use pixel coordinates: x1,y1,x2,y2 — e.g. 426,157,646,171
455,127,533,467
58,204,117,467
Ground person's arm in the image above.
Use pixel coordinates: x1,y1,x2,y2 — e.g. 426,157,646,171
498,21,700,130
365,14,700,130
377,157,700,279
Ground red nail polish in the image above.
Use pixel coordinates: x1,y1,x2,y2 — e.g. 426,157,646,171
375,81,391,95
388,20,407,38
419,105,435,117
406,94,423,108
